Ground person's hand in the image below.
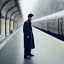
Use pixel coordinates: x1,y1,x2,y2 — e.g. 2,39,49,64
27,36,29,38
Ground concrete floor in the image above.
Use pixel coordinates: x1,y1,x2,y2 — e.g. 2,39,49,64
0,27,64,64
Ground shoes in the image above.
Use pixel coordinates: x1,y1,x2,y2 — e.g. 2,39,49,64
28,54,34,57
24,56,31,59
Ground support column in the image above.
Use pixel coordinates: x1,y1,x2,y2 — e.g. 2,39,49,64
16,22,19,29
13,21,15,30
9,20,13,33
13,21,17,30
0,18,1,35
0,12,1,35
6,19,10,36
11,21,13,30
1,17,5,36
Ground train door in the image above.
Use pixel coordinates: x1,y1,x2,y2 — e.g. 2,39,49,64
58,18,63,35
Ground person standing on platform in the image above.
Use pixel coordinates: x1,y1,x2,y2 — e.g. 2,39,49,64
23,14,35,59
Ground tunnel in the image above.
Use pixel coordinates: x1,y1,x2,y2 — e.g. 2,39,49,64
0,0,64,64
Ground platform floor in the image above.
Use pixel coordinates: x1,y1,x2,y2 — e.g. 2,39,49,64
0,27,64,64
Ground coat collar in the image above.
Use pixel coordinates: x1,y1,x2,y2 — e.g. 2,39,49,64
27,19,31,24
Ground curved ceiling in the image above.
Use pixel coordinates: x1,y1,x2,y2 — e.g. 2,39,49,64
11,11,19,20
7,7,18,18
1,0,16,16
0,0,22,22
0,0,10,11
10,10,18,20
15,15,21,21
14,14,20,21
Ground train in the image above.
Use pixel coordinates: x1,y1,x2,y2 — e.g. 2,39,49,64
32,11,64,39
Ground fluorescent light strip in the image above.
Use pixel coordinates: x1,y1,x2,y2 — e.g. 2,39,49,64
33,10,64,22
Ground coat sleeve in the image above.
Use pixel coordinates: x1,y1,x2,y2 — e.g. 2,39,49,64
23,22,29,36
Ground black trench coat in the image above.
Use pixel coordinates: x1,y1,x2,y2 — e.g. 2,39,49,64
23,20,35,49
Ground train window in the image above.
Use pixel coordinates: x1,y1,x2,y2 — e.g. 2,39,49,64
58,17,63,35
52,19,56,21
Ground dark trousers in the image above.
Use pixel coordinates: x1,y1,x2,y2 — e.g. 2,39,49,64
24,48,31,56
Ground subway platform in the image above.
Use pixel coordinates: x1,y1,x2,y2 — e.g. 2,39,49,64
0,26,64,64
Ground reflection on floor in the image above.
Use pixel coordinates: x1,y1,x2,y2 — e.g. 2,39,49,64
0,27,64,64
